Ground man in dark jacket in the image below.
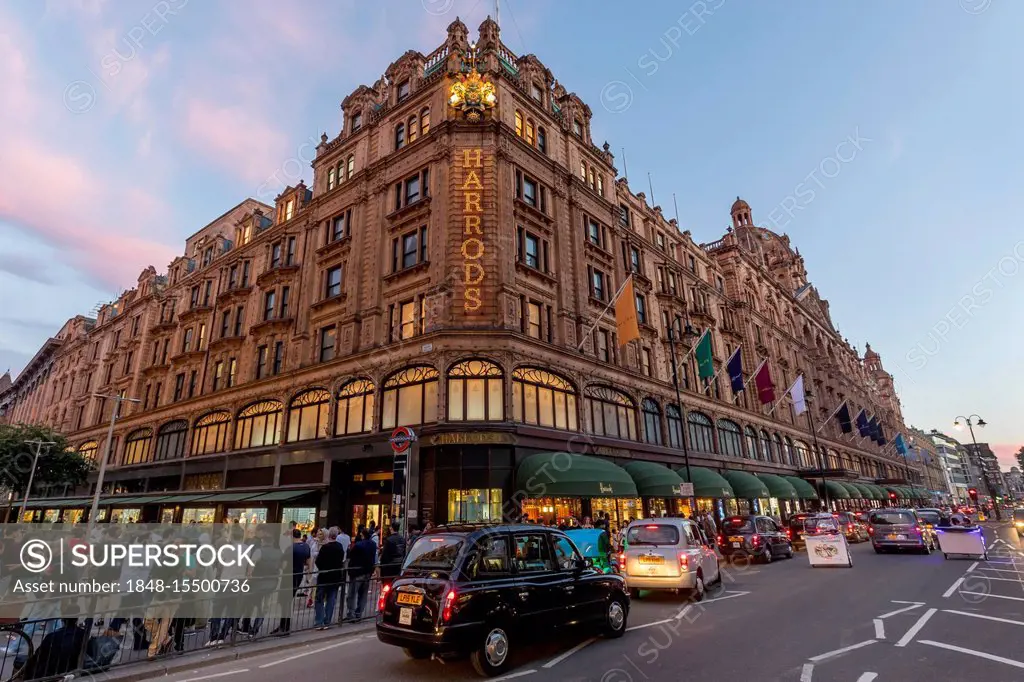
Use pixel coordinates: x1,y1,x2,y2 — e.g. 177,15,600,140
313,529,346,629
379,521,407,585
344,530,376,621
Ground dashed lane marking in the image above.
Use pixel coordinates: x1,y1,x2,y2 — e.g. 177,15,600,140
808,639,877,663
966,561,978,572
542,637,596,668
800,663,814,682
624,591,751,632
257,638,360,668
918,640,1024,670
942,577,966,598
943,609,1024,626
873,619,884,639
895,608,937,647
959,591,1024,602
968,574,1024,582
179,671,249,682
877,603,923,619
855,674,878,682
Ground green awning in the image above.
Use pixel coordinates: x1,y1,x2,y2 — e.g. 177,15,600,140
104,497,150,506
622,461,688,497
860,484,886,500
755,473,799,500
157,494,216,504
241,489,318,502
517,453,638,498
838,482,864,499
818,480,851,500
722,471,770,499
884,486,906,499
783,476,819,500
852,483,880,501
194,492,264,503
675,466,734,499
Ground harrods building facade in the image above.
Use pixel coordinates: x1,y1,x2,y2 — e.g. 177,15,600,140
0,19,923,531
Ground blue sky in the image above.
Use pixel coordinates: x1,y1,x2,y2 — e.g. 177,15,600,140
1,0,1020,466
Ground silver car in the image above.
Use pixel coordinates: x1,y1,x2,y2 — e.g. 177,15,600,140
619,518,721,601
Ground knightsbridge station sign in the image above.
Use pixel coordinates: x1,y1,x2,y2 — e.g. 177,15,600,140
459,148,486,312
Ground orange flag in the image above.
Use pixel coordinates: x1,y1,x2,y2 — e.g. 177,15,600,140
614,276,641,346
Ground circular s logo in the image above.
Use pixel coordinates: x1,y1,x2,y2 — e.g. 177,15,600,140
20,539,53,573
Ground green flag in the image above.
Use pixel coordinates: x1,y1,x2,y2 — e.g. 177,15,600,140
695,330,714,379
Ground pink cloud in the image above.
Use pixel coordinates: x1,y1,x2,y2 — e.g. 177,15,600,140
991,443,1022,471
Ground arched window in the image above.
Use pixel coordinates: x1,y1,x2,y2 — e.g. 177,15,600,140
588,167,595,190
717,419,742,457
512,367,578,430
395,123,405,150
155,420,187,461
666,405,683,448
336,379,375,435
234,400,282,450
123,428,152,465
327,167,336,190
774,434,785,465
287,389,330,442
761,429,774,462
580,160,587,180
744,426,759,460
537,126,546,154
525,118,535,146
192,411,230,455
597,175,604,195
420,107,430,135
687,412,715,453
515,110,523,137
336,162,344,183
584,386,637,441
77,441,98,462
346,155,354,178
642,398,662,445
448,360,504,422
408,115,418,143
795,441,812,468
784,436,796,466
381,366,438,429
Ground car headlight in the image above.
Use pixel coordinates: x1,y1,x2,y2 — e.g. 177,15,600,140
1014,521,1024,527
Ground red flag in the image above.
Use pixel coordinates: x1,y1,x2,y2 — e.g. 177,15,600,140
755,361,775,405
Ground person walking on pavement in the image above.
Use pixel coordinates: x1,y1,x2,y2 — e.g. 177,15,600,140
379,521,407,589
344,529,376,621
272,529,311,636
313,528,345,630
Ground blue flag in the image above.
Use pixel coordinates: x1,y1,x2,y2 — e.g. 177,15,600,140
876,422,887,446
894,433,908,455
727,347,744,393
868,416,880,442
856,410,870,437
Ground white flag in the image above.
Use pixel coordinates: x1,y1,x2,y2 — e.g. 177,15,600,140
791,375,807,415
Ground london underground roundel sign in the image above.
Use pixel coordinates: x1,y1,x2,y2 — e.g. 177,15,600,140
389,426,417,454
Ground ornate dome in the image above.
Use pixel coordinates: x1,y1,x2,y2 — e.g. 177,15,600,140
731,196,750,213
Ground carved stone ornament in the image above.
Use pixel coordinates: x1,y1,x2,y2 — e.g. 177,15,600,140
449,67,496,123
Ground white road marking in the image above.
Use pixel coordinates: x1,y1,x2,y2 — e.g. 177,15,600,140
542,637,596,668
493,670,538,681
974,566,1024,574
808,639,877,662
919,640,1024,669
943,609,1024,626
966,561,979,572
959,591,1024,602
968,575,1024,582
890,600,925,605
625,591,751,631
179,671,249,682
878,603,923,619
856,674,878,682
942,576,966,598
800,663,814,682
895,608,937,647
257,638,359,668
873,619,885,639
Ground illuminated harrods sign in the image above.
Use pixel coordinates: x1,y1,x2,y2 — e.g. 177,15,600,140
428,432,515,446
459,148,486,312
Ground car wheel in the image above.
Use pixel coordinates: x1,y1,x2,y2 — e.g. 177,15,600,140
692,572,706,602
470,626,512,678
629,588,642,600
762,546,773,564
602,596,627,638
403,647,431,660
785,545,794,559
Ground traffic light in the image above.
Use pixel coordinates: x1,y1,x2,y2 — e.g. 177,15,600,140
889,492,897,502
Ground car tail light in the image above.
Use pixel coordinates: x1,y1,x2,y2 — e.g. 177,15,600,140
618,552,625,564
377,583,391,612
867,526,874,535
679,552,689,569
717,535,723,545
786,528,792,539
442,588,457,623
751,534,761,546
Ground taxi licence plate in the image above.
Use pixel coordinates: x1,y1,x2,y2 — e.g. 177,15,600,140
397,592,423,606
638,555,664,564
887,534,906,541
399,607,412,626
732,542,741,548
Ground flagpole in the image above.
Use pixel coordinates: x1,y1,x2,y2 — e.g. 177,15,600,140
576,274,633,353
742,358,768,392
767,376,799,416
705,346,739,391
805,389,831,511
666,325,697,517
815,400,848,434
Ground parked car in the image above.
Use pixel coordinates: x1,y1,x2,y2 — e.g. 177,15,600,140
619,518,721,600
376,524,629,677
836,512,869,543
867,509,935,554
718,515,793,563
787,512,834,550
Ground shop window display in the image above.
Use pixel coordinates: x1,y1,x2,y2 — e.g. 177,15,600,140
448,488,503,523
511,367,578,430
182,507,216,524
520,497,581,526
283,506,317,534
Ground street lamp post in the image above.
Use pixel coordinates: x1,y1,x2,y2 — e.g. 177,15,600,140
667,321,700,517
20,439,56,522
954,414,998,521
804,388,831,512
89,393,141,528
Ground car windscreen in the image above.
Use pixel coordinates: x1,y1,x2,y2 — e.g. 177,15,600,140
806,517,838,533
403,534,465,570
869,511,915,525
916,511,940,525
722,518,754,533
626,524,680,546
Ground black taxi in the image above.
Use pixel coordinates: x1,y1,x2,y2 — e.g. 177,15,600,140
376,523,629,677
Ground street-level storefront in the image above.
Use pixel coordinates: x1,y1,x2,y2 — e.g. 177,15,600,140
838,482,865,510
783,476,819,512
676,466,735,522
852,483,883,508
621,460,689,518
817,480,851,511
756,473,800,519
722,471,771,518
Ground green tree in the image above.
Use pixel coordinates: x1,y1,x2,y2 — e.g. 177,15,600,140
1016,446,1024,471
0,423,93,496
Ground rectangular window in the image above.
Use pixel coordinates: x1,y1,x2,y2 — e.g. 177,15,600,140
619,204,630,227
131,316,140,336
271,242,282,268
212,362,223,391
397,79,410,101
591,269,606,301
273,341,284,375
689,255,696,273
220,310,230,338
630,246,641,274
161,339,169,364
228,264,238,289
330,210,350,242
173,373,185,402
351,112,362,132
263,291,276,321
190,286,200,308
188,370,197,398
241,261,250,286
636,294,647,325
234,306,245,336
280,286,290,318
286,236,296,265
284,199,294,221
656,233,666,251
227,358,237,387
393,226,428,271
522,177,537,207
587,218,602,247
596,329,609,362
405,174,420,205
524,233,540,269
182,328,193,353
319,326,337,362
203,280,212,306
527,302,542,339
398,300,417,340
256,345,268,380
641,348,652,376
325,265,342,298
